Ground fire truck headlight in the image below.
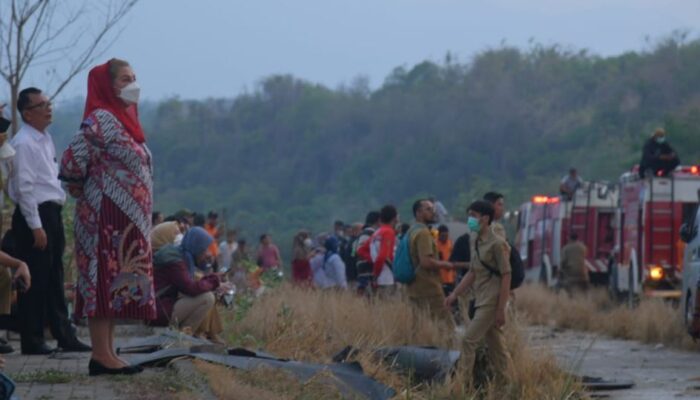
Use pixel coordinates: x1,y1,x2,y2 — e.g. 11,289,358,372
649,266,664,281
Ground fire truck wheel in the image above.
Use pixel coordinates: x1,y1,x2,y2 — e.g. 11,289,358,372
607,264,622,303
685,291,693,328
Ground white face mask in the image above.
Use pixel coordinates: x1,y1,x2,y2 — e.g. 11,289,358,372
118,81,140,105
303,238,313,248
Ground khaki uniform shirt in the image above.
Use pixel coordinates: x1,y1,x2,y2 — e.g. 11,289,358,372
407,224,444,299
491,221,507,240
560,241,588,284
471,228,511,307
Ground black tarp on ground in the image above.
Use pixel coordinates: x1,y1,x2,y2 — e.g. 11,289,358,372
127,345,396,400
116,330,212,354
375,346,461,383
193,352,395,400
581,376,635,391
333,345,462,384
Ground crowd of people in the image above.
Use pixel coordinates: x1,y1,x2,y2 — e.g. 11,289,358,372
0,54,697,389
272,194,516,385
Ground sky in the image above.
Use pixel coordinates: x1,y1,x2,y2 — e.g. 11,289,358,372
12,0,700,102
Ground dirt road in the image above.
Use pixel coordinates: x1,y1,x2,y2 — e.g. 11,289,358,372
527,326,700,399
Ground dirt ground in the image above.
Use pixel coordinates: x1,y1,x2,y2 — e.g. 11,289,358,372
527,326,700,400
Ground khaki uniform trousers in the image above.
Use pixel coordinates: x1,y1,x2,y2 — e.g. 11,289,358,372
172,292,215,330
462,304,513,385
195,305,223,337
410,295,455,331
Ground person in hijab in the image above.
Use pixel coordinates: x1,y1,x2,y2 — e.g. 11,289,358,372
151,227,222,330
322,237,347,289
59,59,154,376
150,220,183,253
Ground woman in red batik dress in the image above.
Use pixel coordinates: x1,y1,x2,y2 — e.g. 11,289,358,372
60,59,155,376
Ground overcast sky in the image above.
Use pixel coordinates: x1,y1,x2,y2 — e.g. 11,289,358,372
14,0,700,102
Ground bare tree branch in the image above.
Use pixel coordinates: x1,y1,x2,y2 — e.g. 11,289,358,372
0,0,138,134
49,1,137,99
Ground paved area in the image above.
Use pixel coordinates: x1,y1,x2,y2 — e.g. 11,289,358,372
4,348,118,399
0,324,211,400
528,326,700,400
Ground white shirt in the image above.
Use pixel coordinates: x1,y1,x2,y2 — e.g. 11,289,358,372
323,253,348,289
8,124,65,229
434,200,449,223
310,253,329,288
370,236,395,286
217,240,238,273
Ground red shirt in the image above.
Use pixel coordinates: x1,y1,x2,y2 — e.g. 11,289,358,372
371,224,396,278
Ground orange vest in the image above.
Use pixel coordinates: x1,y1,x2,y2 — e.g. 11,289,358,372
205,224,219,257
436,238,454,284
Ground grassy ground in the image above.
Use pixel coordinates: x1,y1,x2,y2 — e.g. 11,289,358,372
194,285,585,400
514,284,700,351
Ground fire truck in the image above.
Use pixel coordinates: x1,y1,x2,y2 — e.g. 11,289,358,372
609,166,700,301
514,181,618,287
514,166,700,301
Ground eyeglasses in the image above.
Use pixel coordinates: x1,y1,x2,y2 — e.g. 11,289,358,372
25,101,52,110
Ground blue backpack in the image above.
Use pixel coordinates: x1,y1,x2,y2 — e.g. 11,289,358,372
393,227,419,284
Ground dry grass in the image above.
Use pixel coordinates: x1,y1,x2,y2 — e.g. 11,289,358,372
515,284,700,351
193,359,346,400
205,284,584,400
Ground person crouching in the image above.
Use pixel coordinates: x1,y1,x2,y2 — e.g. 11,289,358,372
151,227,221,331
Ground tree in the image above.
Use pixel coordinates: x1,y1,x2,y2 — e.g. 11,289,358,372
0,0,137,135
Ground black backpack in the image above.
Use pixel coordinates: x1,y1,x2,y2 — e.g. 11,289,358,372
507,244,525,289
475,239,524,290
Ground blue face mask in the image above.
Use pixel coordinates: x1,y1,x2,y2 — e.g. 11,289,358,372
467,216,481,233
655,136,666,144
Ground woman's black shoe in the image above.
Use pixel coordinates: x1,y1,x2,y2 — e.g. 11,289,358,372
88,359,142,376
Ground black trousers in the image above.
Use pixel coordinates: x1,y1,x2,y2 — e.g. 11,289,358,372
12,202,74,349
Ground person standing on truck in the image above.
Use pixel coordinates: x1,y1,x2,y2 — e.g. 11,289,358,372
559,168,583,201
639,128,680,178
559,233,589,294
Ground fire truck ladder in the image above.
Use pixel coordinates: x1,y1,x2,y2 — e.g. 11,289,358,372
647,175,676,270
568,182,592,243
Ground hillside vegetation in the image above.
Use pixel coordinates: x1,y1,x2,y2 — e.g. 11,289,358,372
51,35,700,252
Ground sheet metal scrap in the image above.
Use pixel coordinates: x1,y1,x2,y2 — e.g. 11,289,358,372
128,344,395,400
116,330,212,354
580,376,635,391
333,345,461,384
193,352,396,400
374,346,461,383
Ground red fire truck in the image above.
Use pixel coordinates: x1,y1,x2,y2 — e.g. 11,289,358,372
514,181,618,287
609,166,700,300
515,166,700,301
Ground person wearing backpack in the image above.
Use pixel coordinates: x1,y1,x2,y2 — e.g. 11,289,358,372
407,199,456,330
368,205,398,296
483,191,525,290
445,200,513,386
483,192,507,240
354,211,380,295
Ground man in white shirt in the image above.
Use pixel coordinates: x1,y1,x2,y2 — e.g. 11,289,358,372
217,229,238,273
431,197,450,224
559,168,583,201
9,88,90,355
